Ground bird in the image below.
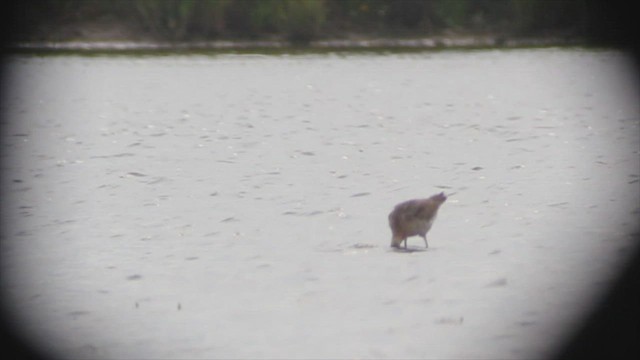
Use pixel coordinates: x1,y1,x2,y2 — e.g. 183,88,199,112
388,192,447,249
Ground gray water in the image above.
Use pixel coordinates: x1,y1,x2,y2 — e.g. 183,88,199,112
1,49,639,359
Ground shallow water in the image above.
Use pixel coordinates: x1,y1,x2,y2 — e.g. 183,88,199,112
1,49,639,358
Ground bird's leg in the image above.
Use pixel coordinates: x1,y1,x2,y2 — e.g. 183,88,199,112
422,235,428,248
391,234,403,248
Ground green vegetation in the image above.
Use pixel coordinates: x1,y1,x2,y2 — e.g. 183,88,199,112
10,0,591,44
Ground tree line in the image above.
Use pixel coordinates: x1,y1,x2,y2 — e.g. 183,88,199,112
9,0,595,44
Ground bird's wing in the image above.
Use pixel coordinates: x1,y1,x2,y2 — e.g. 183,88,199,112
395,200,422,219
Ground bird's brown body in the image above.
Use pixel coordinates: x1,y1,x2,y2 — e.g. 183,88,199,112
389,192,447,249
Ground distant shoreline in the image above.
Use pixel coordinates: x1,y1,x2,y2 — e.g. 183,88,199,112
10,35,587,54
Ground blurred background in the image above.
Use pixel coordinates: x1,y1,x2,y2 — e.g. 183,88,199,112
4,0,624,45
